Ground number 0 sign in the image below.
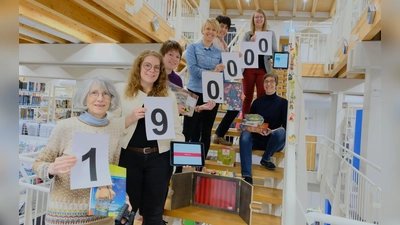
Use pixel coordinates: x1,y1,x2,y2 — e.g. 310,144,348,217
240,42,258,68
221,52,242,80
255,31,273,56
70,132,112,190
202,72,224,104
144,97,176,140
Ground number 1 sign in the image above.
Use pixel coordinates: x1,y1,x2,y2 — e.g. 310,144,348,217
70,132,112,190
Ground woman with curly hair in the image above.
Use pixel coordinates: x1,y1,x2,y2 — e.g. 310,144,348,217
109,50,184,225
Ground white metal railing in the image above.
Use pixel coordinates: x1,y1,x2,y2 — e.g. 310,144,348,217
351,0,373,29
305,135,381,224
19,152,52,225
324,0,373,71
296,33,329,64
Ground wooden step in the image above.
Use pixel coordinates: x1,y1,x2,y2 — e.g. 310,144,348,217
205,160,284,179
164,198,247,225
214,117,242,123
209,143,285,159
212,128,241,136
253,185,282,205
251,211,281,225
251,202,262,211
164,198,281,225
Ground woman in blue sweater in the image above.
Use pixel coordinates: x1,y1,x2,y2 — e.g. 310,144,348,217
239,72,287,185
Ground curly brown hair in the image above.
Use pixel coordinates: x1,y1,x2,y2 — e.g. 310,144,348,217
125,50,168,98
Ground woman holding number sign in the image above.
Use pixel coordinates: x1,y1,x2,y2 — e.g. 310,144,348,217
211,15,240,146
183,18,223,159
109,50,185,225
241,8,278,115
33,77,136,225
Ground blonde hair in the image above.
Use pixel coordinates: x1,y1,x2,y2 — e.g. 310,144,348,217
250,9,267,35
201,18,220,34
125,50,168,98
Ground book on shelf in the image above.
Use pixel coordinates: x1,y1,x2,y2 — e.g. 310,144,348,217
88,164,126,217
167,81,199,117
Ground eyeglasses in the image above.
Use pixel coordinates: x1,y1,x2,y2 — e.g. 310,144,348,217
254,16,264,19
142,62,161,72
264,79,276,84
89,91,112,99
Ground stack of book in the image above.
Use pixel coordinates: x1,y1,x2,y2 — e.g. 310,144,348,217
241,114,269,133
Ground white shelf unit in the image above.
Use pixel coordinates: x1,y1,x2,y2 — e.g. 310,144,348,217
341,103,363,152
48,86,84,122
19,90,50,122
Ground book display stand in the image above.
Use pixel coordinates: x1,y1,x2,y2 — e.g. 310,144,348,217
169,172,253,224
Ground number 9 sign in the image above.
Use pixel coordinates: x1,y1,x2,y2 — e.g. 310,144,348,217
144,97,176,140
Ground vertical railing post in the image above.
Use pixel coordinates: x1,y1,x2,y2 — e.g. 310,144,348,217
174,0,182,40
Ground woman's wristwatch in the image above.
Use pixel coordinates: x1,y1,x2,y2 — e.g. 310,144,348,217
195,106,202,113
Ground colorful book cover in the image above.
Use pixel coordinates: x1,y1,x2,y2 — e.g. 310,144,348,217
88,164,126,217
222,82,242,111
168,81,199,117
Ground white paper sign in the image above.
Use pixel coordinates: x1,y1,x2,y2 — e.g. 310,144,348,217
222,52,242,80
255,31,273,56
144,97,176,140
201,72,224,103
70,132,112,190
240,42,258,68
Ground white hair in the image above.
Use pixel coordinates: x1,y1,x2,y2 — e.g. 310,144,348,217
73,77,120,111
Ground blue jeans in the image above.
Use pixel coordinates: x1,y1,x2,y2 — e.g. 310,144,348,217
239,128,286,177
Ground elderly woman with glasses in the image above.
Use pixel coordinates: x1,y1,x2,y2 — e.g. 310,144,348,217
241,8,278,116
33,77,138,225
109,50,184,225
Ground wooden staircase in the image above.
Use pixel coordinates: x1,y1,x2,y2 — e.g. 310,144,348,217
160,70,288,225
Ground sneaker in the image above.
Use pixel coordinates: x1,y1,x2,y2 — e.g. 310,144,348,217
260,160,276,171
211,134,233,146
243,176,253,185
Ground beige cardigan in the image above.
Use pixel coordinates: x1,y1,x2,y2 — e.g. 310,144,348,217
108,82,185,153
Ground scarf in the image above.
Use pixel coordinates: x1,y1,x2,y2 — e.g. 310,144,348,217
79,111,109,127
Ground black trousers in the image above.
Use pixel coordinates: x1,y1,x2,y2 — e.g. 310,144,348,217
182,89,219,157
215,110,239,137
119,149,173,225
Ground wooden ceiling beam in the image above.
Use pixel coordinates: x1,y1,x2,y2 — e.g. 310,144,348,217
94,0,177,43
215,0,226,15
25,0,139,43
19,0,108,43
254,0,260,10
19,38,32,43
19,34,44,44
235,0,243,15
329,0,337,18
19,22,70,43
274,0,278,17
73,0,152,43
293,0,297,17
311,0,318,18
